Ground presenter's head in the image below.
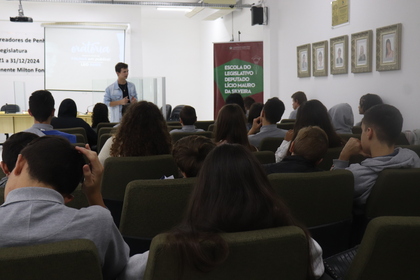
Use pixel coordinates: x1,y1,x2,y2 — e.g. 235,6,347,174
115,62,129,82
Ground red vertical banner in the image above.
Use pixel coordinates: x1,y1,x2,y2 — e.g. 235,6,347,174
214,41,263,119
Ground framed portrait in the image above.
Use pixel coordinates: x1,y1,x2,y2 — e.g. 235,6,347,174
330,35,348,75
376,23,402,71
351,30,372,73
297,44,311,78
312,41,328,76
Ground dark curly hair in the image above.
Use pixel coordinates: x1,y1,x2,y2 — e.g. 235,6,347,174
110,101,172,157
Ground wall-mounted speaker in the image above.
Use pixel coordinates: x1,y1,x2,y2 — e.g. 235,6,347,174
251,6,268,26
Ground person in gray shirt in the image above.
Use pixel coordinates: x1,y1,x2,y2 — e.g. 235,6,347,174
0,136,132,280
248,97,287,149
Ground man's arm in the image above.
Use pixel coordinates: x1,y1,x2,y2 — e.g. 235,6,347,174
248,116,262,135
109,98,128,107
104,86,127,107
75,145,106,208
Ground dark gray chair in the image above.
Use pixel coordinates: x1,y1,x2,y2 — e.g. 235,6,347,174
0,239,102,280
144,226,309,280
268,170,354,257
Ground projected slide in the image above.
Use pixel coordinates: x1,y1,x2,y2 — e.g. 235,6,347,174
45,26,125,91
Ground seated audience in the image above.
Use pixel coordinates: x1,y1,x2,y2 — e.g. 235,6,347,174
0,132,39,188
214,104,257,151
264,126,329,174
248,97,287,149
246,102,263,131
24,90,76,143
275,99,344,162
51,98,97,146
332,104,420,213
328,103,354,134
356,93,383,126
169,105,204,134
91,103,110,132
0,136,136,279
243,96,256,116
120,144,324,280
172,135,216,177
225,93,246,113
289,91,307,119
98,101,172,166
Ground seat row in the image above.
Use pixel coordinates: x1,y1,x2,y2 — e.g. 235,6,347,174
1,216,419,279
93,160,420,258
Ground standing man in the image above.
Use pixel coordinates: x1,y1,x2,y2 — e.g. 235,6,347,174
104,62,138,122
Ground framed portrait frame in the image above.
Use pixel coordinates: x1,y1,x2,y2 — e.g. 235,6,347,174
312,41,328,76
351,30,372,73
376,23,402,71
330,35,348,75
297,44,311,78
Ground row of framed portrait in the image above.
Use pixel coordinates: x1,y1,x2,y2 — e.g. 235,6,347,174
297,23,402,77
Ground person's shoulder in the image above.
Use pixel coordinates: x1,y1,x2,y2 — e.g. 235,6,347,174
77,205,114,223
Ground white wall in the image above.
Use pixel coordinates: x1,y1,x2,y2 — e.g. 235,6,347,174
139,1,263,120
4,0,416,129
0,0,261,120
0,1,143,114
267,0,420,130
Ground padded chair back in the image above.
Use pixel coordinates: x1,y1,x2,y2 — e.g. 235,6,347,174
144,226,309,280
96,122,118,132
365,168,420,219
167,125,182,131
102,155,180,227
0,239,102,280
97,133,113,153
170,131,213,143
102,155,180,201
208,123,215,131
259,137,284,153
57,127,87,143
169,105,185,121
317,147,343,171
161,104,172,121
0,168,5,179
280,118,296,123
253,151,275,164
346,216,420,280
97,126,116,139
277,122,294,130
0,104,19,113
268,170,354,257
120,178,196,239
195,120,215,131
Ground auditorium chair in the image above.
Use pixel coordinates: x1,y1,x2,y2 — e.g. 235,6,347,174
144,226,310,280
253,150,275,164
268,170,354,257
119,178,195,254
96,122,118,132
0,239,102,280
194,120,215,131
170,131,213,143
56,127,87,143
324,216,420,280
277,122,294,130
259,137,284,153
102,155,180,226
97,133,112,153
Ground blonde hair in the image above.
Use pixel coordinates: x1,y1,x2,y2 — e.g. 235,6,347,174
293,126,328,162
